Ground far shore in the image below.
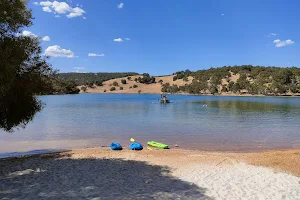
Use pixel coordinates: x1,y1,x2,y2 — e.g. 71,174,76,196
1,148,299,199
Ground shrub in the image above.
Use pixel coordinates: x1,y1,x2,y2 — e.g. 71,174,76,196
113,81,119,86
121,79,127,84
110,87,116,91
134,78,138,82
138,90,142,94
133,84,138,88
81,86,87,92
183,77,189,82
129,86,133,89
120,87,123,90
127,77,131,80
104,89,106,92
95,81,103,86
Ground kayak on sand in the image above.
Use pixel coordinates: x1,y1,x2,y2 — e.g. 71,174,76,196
147,141,169,149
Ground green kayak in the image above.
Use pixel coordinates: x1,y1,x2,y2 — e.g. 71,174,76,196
147,141,169,149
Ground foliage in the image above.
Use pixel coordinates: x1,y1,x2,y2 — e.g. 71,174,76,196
173,69,192,81
173,65,300,96
0,0,54,131
81,86,87,92
95,81,103,86
120,87,123,90
137,73,156,84
110,87,116,91
138,90,142,94
113,81,119,86
133,84,138,88
127,77,131,80
121,79,127,84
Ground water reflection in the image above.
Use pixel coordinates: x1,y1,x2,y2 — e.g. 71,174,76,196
1,94,300,153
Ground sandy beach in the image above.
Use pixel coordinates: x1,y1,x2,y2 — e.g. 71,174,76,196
1,148,299,200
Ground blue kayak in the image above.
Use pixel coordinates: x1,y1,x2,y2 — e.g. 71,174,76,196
129,142,143,150
110,143,122,150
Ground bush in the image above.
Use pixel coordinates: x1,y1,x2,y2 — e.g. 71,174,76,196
134,78,138,82
183,77,189,82
110,87,116,91
113,81,119,86
121,79,127,84
120,87,123,90
95,81,103,86
127,77,131,80
138,90,142,94
81,86,87,92
104,89,106,92
133,85,138,88
129,86,132,89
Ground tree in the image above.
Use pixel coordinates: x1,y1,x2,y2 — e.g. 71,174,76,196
113,81,119,86
133,84,138,88
127,76,131,80
81,86,87,92
95,81,103,86
110,87,116,91
0,0,54,131
121,79,127,84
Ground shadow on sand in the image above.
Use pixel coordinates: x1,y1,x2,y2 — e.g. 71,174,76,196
0,153,213,200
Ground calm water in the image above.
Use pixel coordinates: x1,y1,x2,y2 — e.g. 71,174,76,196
1,94,300,155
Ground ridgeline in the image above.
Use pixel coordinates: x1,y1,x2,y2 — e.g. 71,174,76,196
57,65,300,96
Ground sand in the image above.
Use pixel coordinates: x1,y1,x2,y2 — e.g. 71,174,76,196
1,148,299,199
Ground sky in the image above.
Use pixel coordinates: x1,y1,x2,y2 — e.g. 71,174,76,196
25,0,299,75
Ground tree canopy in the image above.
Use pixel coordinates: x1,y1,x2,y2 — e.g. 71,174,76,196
0,0,53,131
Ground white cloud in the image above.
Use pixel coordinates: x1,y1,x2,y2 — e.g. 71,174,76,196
42,6,52,12
22,30,37,38
88,53,105,57
45,45,76,58
36,1,86,18
42,36,50,41
125,38,131,40
55,14,60,18
221,13,224,16
33,2,39,5
268,33,277,37
83,16,87,19
273,39,294,47
117,2,124,9
113,38,123,42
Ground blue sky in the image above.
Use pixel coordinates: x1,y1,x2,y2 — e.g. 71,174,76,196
26,0,299,75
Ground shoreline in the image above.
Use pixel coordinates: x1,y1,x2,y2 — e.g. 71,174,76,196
1,147,299,199
1,147,300,176
79,91,300,97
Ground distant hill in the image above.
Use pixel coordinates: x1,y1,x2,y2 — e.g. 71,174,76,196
58,72,139,85
59,65,300,96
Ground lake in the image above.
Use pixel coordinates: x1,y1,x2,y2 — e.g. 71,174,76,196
1,94,300,156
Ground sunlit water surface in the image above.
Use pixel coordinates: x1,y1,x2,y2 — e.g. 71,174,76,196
1,94,300,156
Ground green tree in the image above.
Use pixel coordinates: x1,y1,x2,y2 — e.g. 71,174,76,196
121,79,127,84
113,81,119,86
0,0,54,131
110,87,116,91
81,86,87,92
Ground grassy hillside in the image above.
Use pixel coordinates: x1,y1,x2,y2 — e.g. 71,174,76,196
58,72,139,85
61,65,300,96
